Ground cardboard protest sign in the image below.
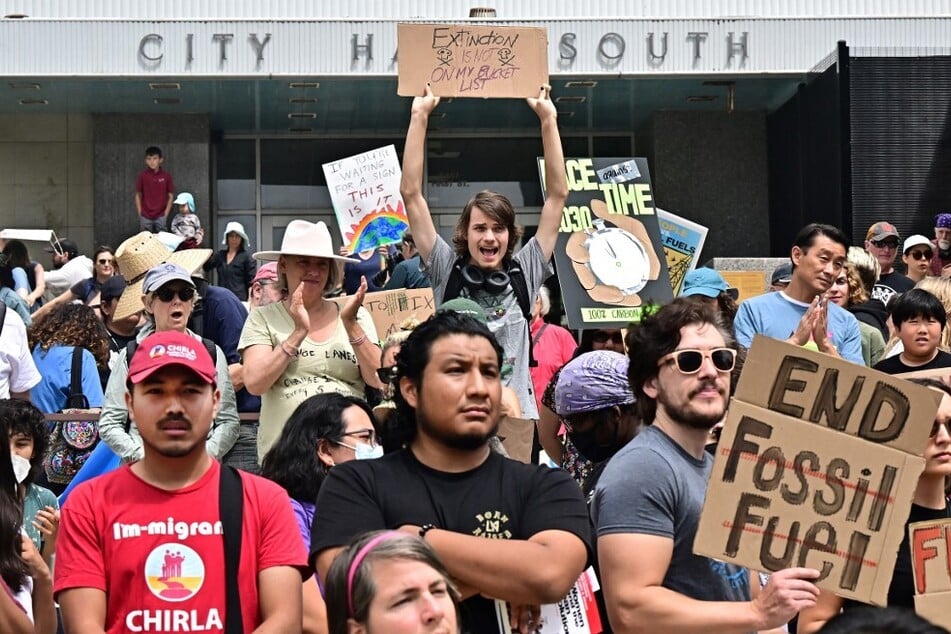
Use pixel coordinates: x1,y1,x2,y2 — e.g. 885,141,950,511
322,145,407,253
720,271,769,303
497,417,534,464
330,288,434,343
657,209,708,295
909,518,951,629
538,157,673,328
695,335,941,605
537,567,603,634
397,23,548,98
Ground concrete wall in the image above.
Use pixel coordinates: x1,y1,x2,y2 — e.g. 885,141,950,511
639,111,770,259
93,114,210,252
0,113,94,266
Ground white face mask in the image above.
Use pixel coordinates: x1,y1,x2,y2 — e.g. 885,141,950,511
11,454,30,485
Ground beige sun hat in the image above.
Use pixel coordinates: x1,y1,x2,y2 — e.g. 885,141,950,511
252,219,356,262
113,232,213,321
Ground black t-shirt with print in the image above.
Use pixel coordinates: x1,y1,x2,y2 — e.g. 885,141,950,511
873,350,951,375
311,448,592,634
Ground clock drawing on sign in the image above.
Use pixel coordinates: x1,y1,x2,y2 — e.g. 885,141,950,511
566,199,661,306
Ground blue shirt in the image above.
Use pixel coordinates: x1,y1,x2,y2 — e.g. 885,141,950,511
734,291,864,365
30,344,104,414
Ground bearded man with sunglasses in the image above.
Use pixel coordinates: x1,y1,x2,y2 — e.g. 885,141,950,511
592,298,821,633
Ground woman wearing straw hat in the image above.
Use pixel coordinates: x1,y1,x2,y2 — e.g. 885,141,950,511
97,232,239,463
240,219,383,461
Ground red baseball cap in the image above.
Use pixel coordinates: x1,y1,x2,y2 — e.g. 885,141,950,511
128,331,217,385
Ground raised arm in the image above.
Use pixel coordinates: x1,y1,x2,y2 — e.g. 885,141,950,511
400,84,440,263
529,85,569,261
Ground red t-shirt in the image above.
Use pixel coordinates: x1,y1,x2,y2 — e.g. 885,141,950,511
529,319,578,411
54,461,309,633
135,168,175,219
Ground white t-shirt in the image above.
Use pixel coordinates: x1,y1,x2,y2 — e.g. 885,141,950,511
0,308,41,398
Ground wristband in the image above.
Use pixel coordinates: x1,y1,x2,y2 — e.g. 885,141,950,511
419,523,436,540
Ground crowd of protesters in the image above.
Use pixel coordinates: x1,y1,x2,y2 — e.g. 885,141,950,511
0,89,948,634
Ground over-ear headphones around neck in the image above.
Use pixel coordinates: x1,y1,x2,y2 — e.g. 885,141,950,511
460,265,511,295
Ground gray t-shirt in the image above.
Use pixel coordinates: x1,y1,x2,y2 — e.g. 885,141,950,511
592,424,751,603
425,236,551,419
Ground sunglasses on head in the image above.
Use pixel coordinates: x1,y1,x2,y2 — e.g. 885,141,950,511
658,348,736,374
592,331,623,344
154,286,195,302
907,249,934,261
870,239,898,249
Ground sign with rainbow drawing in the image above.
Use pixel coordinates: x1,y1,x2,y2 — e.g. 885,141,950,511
323,145,408,253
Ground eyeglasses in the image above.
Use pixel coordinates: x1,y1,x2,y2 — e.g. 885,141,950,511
870,239,899,250
376,365,397,383
592,331,623,344
154,286,195,303
931,421,950,438
658,348,736,374
336,429,379,448
908,250,933,261
97,258,114,265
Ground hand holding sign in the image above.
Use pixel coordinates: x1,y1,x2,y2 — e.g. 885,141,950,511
526,84,555,122
750,568,821,631
412,83,440,115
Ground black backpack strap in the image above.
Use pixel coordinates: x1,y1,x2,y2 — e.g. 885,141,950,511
506,264,537,367
201,337,218,367
441,258,467,304
66,347,90,409
219,465,244,634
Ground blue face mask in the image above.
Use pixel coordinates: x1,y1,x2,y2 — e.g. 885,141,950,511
336,440,383,461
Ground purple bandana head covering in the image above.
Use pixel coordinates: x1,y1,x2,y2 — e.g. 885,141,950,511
555,351,635,417
936,213,951,230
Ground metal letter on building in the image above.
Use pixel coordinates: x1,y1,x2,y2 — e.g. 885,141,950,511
559,33,577,61
186,33,194,63
138,33,163,63
728,31,749,64
598,32,625,61
648,32,668,63
352,34,373,62
213,33,234,62
249,33,272,62
686,32,708,60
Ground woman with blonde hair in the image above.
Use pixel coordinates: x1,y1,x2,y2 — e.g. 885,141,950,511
826,262,886,366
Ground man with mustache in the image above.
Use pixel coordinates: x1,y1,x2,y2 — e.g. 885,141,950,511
592,299,821,632
734,223,863,364
311,310,590,634
54,331,309,633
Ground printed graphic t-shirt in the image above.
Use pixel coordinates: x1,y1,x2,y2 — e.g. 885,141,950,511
54,461,309,633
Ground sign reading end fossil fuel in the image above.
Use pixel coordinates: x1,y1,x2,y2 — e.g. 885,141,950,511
694,335,941,606
538,156,673,328
397,23,548,98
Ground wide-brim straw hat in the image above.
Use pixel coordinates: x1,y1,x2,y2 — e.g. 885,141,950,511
113,231,213,321
252,220,356,262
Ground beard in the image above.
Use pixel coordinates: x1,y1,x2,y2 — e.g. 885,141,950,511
417,409,500,451
657,381,727,430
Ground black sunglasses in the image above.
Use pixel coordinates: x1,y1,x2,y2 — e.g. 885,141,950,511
658,348,736,374
907,249,933,261
931,421,950,438
592,331,623,344
870,239,899,249
376,365,398,383
97,258,114,265
154,286,195,303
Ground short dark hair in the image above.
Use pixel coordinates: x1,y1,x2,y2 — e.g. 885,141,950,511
391,311,503,447
145,146,162,158
626,299,735,425
260,393,376,504
818,605,946,634
452,190,524,263
0,399,48,486
891,288,947,330
792,223,850,253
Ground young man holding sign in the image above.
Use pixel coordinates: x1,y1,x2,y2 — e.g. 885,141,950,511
592,299,821,633
399,83,569,420
734,223,864,364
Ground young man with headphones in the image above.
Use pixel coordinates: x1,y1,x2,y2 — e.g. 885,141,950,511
400,84,569,419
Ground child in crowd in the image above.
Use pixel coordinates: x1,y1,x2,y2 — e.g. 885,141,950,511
873,288,951,374
169,192,204,248
0,399,59,568
134,145,174,233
